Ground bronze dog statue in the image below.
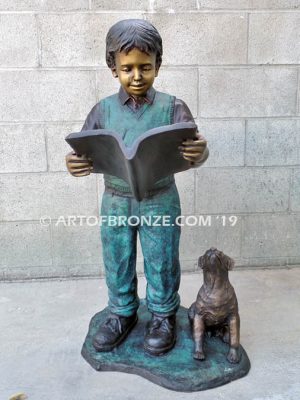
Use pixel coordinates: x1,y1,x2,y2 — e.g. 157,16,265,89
188,248,241,363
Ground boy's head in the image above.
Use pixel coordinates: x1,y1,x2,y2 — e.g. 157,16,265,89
106,19,163,97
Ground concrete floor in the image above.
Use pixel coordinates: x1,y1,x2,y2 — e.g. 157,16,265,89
1,268,300,400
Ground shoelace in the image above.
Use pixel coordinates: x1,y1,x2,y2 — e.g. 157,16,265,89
104,315,122,334
149,317,173,334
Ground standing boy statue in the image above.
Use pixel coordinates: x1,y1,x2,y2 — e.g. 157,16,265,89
66,19,209,356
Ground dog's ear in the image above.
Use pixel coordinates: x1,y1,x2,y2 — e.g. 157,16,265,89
225,255,235,270
198,256,205,269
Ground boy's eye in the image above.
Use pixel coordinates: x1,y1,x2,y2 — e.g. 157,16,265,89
121,67,130,72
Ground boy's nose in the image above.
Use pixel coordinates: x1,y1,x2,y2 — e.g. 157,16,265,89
133,68,142,81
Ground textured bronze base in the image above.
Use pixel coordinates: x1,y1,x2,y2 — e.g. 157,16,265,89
81,301,251,392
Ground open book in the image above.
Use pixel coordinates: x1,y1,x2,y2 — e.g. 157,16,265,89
65,122,197,201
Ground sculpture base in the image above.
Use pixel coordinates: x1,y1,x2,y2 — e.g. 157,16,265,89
81,301,251,392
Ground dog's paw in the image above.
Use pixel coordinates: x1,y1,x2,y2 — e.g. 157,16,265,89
227,347,240,364
193,351,205,361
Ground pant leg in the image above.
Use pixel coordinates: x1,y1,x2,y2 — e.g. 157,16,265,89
138,184,181,316
101,191,139,317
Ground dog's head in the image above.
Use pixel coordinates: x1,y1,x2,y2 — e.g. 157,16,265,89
198,247,234,273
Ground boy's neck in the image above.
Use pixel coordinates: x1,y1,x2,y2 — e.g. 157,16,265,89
119,86,155,105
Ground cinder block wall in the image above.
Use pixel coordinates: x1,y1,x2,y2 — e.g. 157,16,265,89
0,1,299,280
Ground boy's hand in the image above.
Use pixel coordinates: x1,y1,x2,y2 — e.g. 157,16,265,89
65,152,93,177
179,133,208,164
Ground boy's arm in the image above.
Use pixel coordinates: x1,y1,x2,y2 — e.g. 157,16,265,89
174,99,209,168
66,103,102,177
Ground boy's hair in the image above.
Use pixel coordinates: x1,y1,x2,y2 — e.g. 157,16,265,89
106,19,163,69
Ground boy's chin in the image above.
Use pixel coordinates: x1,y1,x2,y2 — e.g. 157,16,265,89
125,85,152,97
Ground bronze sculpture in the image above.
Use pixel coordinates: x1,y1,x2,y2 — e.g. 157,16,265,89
65,19,208,356
65,19,250,391
188,247,241,363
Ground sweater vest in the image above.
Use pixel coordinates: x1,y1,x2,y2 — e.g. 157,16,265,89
99,90,175,194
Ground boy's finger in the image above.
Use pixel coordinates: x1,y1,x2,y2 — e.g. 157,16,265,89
68,161,92,168
181,139,207,146
77,154,93,162
71,169,91,177
180,146,205,153
183,155,201,162
70,166,92,173
68,158,91,164
183,152,203,159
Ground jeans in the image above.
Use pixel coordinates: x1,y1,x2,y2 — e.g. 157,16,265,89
100,183,181,317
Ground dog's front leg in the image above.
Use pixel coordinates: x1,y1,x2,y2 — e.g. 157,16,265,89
193,314,206,361
227,313,241,363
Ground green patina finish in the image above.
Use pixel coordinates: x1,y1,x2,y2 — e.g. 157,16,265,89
100,184,181,317
100,91,175,192
81,301,251,392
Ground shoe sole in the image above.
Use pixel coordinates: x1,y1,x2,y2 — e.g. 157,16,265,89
93,315,138,352
143,337,176,356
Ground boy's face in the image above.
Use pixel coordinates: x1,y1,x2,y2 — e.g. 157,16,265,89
112,48,158,97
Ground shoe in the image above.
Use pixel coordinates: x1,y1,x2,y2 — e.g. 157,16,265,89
144,313,176,356
93,312,137,352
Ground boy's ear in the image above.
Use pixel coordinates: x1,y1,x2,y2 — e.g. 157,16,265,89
155,66,160,77
111,67,118,78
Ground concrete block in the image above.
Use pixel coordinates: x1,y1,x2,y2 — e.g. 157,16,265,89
0,173,98,221
199,67,298,117
0,15,38,67
152,0,197,10
0,222,52,267
97,175,105,198
242,214,300,258
52,223,102,266
40,14,97,67
197,0,300,9
0,0,88,10
249,14,300,64
0,264,102,280
136,236,143,263
155,68,198,117
96,68,121,100
40,13,143,67
236,255,300,268
92,0,148,9
180,225,203,266
195,167,290,213
0,71,96,122
146,13,247,65
0,125,47,173
290,169,300,211
246,119,300,166
180,214,241,263
46,123,82,172
92,0,197,10
175,169,195,215
198,119,245,167
214,217,242,258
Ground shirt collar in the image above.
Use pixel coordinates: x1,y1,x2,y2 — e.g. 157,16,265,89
118,86,156,106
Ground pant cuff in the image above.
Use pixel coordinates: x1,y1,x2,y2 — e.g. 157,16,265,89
108,298,140,317
147,294,180,316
